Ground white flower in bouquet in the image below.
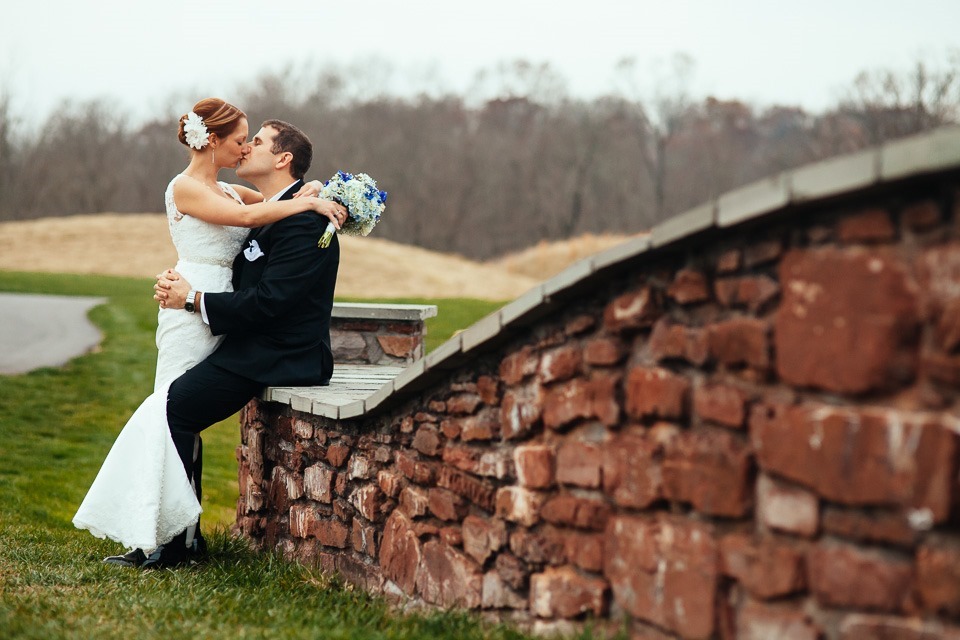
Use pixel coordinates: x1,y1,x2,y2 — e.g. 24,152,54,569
318,171,387,248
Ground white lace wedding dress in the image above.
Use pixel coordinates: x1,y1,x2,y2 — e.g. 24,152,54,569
73,175,249,552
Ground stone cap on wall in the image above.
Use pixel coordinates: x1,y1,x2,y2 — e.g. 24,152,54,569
266,125,960,420
332,302,437,322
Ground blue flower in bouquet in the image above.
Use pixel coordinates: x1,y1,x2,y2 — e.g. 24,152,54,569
318,171,387,248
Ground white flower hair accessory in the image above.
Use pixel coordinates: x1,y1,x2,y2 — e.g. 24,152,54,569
183,111,209,150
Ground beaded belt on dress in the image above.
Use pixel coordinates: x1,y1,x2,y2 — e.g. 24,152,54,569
179,257,234,268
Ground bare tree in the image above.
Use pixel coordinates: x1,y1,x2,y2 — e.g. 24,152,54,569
0,86,17,216
840,53,960,144
614,53,696,222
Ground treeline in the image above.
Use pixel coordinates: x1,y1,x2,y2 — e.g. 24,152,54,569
1,56,958,259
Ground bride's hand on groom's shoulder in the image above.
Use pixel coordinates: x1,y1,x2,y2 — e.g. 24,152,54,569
304,197,345,230
292,180,323,199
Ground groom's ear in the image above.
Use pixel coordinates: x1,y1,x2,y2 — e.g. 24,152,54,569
275,151,294,171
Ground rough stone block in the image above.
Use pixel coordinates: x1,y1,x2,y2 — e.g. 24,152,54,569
428,487,467,521
648,319,709,366
398,485,429,518
604,286,659,332
514,444,555,489
442,443,513,479
624,366,690,420
916,542,960,617
500,382,544,440
379,511,421,595
837,208,897,244
304,464,334,503
751,402,956,521
604,514,718,639
412,424,442,456
667,268,710,304
542,378,594,429
662,429,753,517
495,487,545,527
720,533,806,599
445,392,482,415
708,317,771,370
736,601,821,640
602,430,662,508
482,570,526,609
499,345,540,386
377,334,420,359
583,336,627,366
462,515,508,565
756,473,819,538
821,506,920,546
694,381,748,428
541,495,612,530
436,466,496,511
350,484,381,522
546,527,605,573
416,541,483,608
510,528,566,565
807,540,913,612
496,552,529,590
326,443,351,468
530,566,608,619
556,441,602,488
776,246,920,393
539,344,583,384
714,275,780,311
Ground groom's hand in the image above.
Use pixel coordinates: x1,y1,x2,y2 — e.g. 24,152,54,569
154,269,192,309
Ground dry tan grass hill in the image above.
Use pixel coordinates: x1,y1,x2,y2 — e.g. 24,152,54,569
490,232,646,279
0,213,599,301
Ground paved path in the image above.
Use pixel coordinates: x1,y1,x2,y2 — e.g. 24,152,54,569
0,293,107,375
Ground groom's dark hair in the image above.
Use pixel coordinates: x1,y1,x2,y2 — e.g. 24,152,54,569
262,119,312,181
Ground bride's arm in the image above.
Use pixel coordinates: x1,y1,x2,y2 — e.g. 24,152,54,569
173,178,343,229
227,180,323,205
227,184,265,206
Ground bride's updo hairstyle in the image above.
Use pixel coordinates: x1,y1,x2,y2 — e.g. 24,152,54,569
177,98,246,148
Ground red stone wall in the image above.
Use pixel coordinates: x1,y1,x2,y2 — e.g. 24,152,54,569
331,317,426,365
237,184,960,638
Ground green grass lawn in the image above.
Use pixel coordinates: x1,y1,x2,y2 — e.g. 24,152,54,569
0,271,571,640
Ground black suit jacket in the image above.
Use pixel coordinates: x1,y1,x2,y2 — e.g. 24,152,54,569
203,180,340,386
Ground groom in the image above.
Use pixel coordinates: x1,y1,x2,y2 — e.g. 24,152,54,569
107,119,345,569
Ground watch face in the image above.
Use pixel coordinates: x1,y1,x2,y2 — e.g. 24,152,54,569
185,302,195,312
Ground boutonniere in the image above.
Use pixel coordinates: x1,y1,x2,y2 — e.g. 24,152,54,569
243,239,265,261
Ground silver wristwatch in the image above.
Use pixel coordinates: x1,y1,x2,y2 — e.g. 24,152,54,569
185,290,197,313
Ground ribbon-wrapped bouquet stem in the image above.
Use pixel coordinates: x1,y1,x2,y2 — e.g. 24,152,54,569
318,171,387,248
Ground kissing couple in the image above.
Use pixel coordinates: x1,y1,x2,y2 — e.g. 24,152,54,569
74,98,346,569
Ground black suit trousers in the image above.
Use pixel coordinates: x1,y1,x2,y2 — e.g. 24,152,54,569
166,360,263,503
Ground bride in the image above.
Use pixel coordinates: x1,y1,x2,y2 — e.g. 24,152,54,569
72,98,345,565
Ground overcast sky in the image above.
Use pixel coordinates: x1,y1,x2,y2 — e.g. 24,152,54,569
2,0,958,126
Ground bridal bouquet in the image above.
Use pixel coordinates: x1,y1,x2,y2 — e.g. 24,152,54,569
318,171,387,248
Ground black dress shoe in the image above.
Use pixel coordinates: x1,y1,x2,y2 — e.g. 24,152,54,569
140,544,189,570
103,548,147,568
